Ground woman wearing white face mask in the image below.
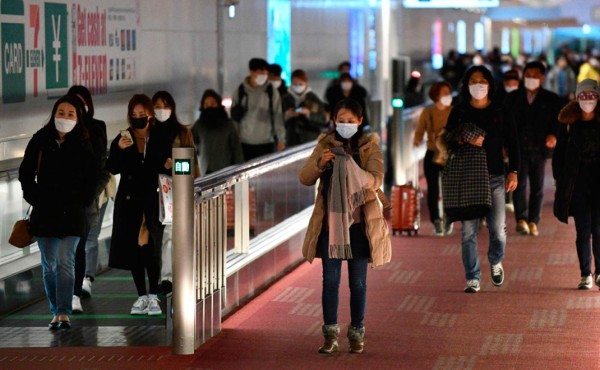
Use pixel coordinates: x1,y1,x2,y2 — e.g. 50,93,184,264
151,90,199,296
413,81,454,236
554,79,600,290
152,91,200,178
282,69,327,146
18,95,98,330
299,98,391,354
443,65,520,293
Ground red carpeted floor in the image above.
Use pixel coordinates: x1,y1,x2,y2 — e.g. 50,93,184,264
3,165,600,369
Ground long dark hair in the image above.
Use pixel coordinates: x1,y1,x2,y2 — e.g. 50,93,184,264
459,65,496,102
45,94,89,140
67,85,94,118
331,98,365,151
152,90,181,124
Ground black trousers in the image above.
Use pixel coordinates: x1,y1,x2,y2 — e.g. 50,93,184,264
424,150,443,223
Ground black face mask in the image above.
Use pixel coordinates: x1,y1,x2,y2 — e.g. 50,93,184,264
130,117,149,129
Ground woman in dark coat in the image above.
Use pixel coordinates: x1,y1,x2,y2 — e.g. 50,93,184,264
107,94,166,316
19,94,97,330
553,79,600,290
191,89,244,174
67,85,110,313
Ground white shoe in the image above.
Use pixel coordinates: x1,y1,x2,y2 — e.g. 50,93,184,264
578,275,593,290
464,279,480,293
147,297,162,316
130,296,149,315
82,276,92,297
72,295,83,313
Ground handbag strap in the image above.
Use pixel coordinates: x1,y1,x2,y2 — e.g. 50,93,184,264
24,205,32,220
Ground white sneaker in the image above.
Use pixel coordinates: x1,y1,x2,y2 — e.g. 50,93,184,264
578,275,593,290
147,297,162,316
130,296,149,315
491,263,504,286
82,276,92,297
464,279,480,293
595,274,600,288
72,295,83,313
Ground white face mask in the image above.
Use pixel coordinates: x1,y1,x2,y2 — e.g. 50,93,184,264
271,80,282,89
505,85,518,93
55,118,77,134
524,77,540,91
336,123,359,139
469,83,488,100
254,74,268,86
154,109,172,123
341,81,353,91
292,84,306,95
440,95,452,107
579,100,598,113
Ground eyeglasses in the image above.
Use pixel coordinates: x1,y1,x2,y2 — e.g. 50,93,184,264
577,92,599,101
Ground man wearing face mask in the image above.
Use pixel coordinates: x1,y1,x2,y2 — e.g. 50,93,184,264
545,55,577,105
325,72,369,126
231,58,285,161
577,55,600,84
282,69,327,146
505,61,561,237
495,69,520,104
268,63,288,98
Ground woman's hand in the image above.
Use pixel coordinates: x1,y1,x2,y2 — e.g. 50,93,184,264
506,172,518,192
164,158,173,170
469,135,485,147
118,136,133,150
318,149,336,169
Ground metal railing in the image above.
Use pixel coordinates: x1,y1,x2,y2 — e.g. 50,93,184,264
186,141,317,350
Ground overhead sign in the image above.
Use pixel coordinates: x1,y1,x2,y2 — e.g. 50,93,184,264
403,0,499,8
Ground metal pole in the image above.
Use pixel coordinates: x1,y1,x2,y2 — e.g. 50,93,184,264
216,0,225,94
172,147,196,355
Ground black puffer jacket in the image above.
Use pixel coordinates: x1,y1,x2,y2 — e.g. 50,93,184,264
19,125,97,237
553,101,600,223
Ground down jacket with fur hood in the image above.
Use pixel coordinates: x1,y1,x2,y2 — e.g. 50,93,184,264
553,101,600,223
299,132,391,267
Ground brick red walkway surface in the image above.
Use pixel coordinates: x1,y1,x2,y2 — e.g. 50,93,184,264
2,172,600,369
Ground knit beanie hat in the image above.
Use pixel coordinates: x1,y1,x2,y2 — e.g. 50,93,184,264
576,79,600,97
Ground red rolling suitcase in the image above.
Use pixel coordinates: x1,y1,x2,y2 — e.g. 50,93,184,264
391,182,420,236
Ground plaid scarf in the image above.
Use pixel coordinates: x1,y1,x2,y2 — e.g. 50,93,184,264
328,151,369,259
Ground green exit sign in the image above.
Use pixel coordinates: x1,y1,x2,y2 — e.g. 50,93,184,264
174,159,191,175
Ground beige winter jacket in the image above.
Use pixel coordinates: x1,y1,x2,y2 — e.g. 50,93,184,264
299,132,391,267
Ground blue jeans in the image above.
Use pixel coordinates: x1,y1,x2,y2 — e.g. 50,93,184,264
37,236,80,316
320,224,369,328
461,175,506,281
85,200,109,279
514,153,546,224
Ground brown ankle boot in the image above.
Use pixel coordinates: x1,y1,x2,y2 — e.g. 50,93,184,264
318,324,340,354
347,325,365,354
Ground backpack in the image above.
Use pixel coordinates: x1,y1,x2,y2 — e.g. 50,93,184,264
231,83,276,140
